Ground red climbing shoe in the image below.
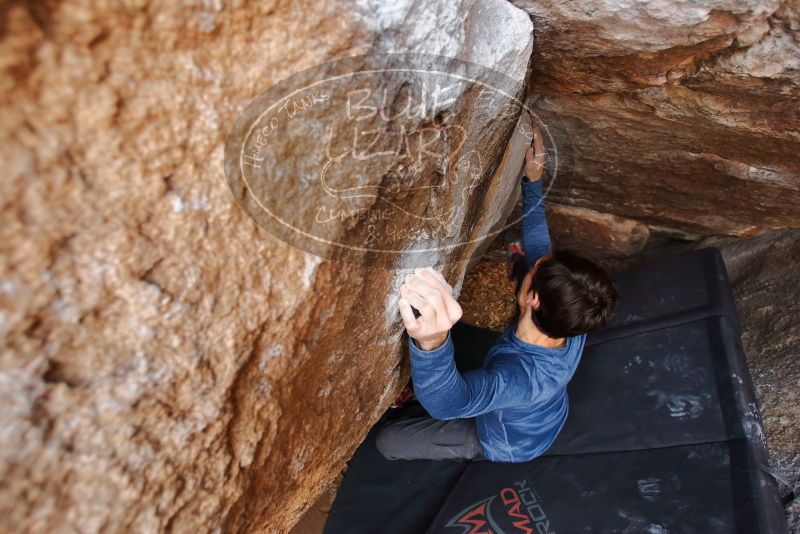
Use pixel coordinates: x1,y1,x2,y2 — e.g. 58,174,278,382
390,386,416,409
503,230,525,280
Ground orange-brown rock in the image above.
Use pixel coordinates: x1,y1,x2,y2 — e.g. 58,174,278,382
546,204,651,258
0,1,534,532
514,0,800,239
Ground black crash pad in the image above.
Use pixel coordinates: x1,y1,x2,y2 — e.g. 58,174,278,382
324,248,786,533
429,441,773,533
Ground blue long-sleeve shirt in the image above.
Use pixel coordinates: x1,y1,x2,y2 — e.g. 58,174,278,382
408,174,587,462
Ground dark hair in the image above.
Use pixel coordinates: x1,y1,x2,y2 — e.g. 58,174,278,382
530,250,618,338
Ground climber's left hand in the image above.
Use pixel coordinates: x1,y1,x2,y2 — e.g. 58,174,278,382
524,124,546,182
398,267,463,351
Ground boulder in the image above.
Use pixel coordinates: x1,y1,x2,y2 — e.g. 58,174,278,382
512,0,800,239
545,204,651,258
0,1,533,532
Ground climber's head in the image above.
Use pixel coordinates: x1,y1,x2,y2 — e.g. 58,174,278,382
517,249,618,338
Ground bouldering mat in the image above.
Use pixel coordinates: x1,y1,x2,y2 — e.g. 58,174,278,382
324,248,787,533
323,324,496,534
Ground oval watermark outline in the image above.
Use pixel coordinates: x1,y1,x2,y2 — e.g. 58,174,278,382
225,53,569,263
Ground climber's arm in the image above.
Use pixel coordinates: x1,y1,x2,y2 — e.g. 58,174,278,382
408,336,538,419
519,125,552,271
520,177,551,271
397,267,538,419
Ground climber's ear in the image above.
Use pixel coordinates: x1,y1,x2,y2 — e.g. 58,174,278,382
531,292,540,311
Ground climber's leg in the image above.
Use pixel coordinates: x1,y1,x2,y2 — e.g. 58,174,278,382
375,415,485,461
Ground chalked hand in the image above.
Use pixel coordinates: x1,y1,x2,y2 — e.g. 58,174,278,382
524,124,546,182
398,267,462,351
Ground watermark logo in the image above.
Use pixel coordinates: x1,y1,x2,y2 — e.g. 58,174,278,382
224,54,566,267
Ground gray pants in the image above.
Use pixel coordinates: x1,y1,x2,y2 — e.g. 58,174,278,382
375,416,486,461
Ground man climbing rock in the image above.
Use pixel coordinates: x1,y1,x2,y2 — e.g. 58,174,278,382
376,124,619,462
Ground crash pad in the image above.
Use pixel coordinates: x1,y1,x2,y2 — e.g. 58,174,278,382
324,248,786,533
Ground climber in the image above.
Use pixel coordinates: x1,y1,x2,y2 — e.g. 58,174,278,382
376,124,618,463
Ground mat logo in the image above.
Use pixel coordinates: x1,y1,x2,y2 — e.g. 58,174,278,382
446,496,499,534
445,479,554,534
507,479,554,534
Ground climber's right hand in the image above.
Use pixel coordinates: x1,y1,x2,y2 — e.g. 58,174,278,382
398,267,462,351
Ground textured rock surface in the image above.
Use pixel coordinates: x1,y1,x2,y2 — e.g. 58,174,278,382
546,204,650,257
5,0,800,531
513,0,800,238
505,201,651,259
467,111,532,264
0,1,533,532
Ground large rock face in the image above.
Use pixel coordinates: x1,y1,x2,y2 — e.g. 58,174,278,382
4,0,799,531
0,1,533,532
512,0,800,239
